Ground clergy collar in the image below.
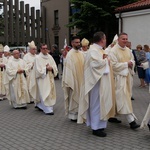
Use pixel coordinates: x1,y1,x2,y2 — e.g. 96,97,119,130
117,43,126,50
39,52,49,59
29,52,36,57
81,49,87,53
72,48,80,53
4,56,9,59
13,57,20,61
93,43,103,49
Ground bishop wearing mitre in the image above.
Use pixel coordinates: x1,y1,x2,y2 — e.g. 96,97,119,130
81,38,89,57
3,45,11,59
23,41,37,103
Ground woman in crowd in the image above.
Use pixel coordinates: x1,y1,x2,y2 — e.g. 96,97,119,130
135,45,146,87
143,45,150,92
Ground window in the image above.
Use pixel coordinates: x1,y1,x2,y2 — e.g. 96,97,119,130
54,10,59,25
54,36,59,48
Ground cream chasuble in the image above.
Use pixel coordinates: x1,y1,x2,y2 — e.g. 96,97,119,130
23,52,36,75
0,57,8,98
105,45,112,56
62,49,84,119
109,44,135,115
102,49,116,118
30,53,58,107
105,47,119,117
5,58,30,107
78,44,114,124
23,52,36,100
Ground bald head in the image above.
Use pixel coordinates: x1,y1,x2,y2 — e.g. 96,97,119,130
13,50,19,54
13,50,20,59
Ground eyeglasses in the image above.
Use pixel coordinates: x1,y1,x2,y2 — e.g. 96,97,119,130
42,48,47,50
74,42,80,44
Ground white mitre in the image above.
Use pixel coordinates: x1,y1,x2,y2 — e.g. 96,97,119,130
112,34,118,44
81,38,89,46
4,45,10,52
28,41,36,49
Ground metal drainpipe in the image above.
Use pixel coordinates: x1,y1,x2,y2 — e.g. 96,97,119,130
119,12,123,33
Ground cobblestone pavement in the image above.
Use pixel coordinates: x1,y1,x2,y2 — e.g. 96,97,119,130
0,74,150,150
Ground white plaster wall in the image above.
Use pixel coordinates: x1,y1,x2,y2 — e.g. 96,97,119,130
121,10,150,49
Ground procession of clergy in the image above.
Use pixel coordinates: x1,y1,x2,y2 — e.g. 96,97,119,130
0,31,150,137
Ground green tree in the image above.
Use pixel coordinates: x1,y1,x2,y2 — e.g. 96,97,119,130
0,12,4,37
68,0,138,43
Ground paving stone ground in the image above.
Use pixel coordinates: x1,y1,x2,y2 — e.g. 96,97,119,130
0,73,150,150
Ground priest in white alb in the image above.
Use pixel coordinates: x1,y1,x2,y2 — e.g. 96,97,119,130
78,32,114,137
62,36,84,122
109,33,140,129
1,45,11,100
23,41,37,103
30,43,58,115
0,44,8,100
5,50,30,109
104,35,122,124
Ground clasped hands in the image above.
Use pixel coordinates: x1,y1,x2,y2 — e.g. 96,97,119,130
103,54,110,65
0,64,5,68
17,69,24,74
128,61,133,69
46,64,53,71
31,63,34,69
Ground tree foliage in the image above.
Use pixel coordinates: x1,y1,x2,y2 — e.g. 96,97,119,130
0,12,4,37
68,0,138,43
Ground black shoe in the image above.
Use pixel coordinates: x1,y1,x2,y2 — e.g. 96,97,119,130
29,101,34,104
15,106,27,109
131,97,134,100
46,112,54,115
147,124,150,131
22,106,27,109
108,118,122,123
54,77,59,80
14,107,19,109
93,129,107,137
71,119,77,122
129,121,140,129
